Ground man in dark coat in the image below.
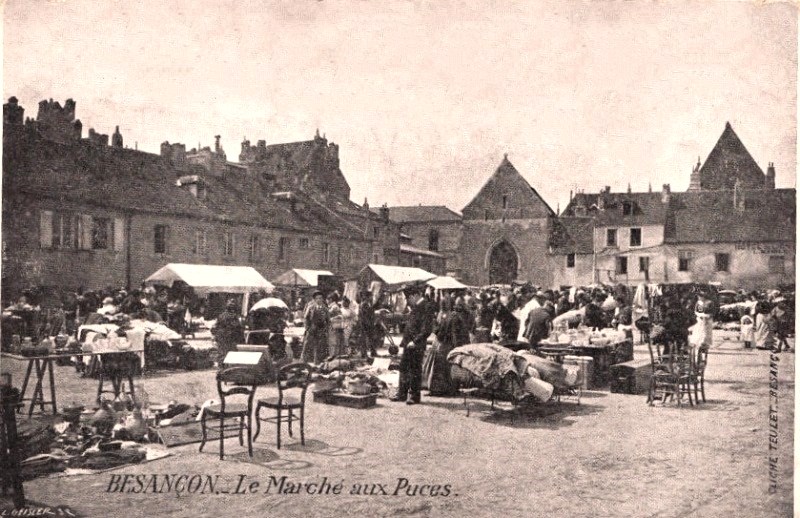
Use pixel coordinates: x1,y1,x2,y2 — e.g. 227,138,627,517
358,291,378,358
302,291,330,364
391,286,434,405
212,299,244,361
524,302,554,349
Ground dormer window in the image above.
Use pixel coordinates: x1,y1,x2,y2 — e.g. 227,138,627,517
622,201,632,216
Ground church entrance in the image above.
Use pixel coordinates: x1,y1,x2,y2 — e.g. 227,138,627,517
488,241,518,285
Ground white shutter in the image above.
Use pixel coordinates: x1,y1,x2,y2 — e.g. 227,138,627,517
40,210,53,248
113,217,124,252
80,215,93,250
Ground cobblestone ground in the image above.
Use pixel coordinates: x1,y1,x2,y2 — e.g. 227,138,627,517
1,330,793,518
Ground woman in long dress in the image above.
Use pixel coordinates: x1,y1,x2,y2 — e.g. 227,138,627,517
426,298,472,396
753,299,775,350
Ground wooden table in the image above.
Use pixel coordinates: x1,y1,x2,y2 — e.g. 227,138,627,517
2,349,143,416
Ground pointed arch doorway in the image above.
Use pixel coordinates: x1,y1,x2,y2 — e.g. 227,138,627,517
488,240,518,285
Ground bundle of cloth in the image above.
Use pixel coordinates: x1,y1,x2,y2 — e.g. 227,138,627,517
446,343,580,403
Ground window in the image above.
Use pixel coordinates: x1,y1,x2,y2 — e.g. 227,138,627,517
196,182,207,201
616,256,628,275
278,237,289,260
223,231,235,257
373,227,380,238
502,195,508,209
41,211,76,249
154,225,168,254
193,230,207,255
91,217,110,250
299,237,310,249
428,229,439,251
247,234,259,261
484,210,489,221
622,201,632,216
769,255,785,274
606,229,617,247
412,256,421,268
715,253,730,272
630,228,642,247
639,256,649,272
322,243,330,264
678,250,693,272
372,253,380,263
566,253,575,268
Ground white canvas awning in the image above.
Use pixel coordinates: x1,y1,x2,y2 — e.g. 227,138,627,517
144,263,274,295
426,276,468,290
273,269,334,287
359,264,436,287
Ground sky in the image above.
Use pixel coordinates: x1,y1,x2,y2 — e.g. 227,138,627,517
3,0,797,213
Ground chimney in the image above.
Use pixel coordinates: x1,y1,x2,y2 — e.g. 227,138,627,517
214,135,221,154
661,184,671,204
112,126,123,148
766,162,776,190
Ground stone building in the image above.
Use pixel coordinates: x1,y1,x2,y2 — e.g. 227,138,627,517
553,123,796,290
1,97,395,301
458,155,556,286
378,205,461,277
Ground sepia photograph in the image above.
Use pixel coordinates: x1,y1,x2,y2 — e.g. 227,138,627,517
0,1,796,516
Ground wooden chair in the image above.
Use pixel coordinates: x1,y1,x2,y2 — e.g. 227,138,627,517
647,341,677,405
199,367,257,460
692,345,710,403
253,362,312,449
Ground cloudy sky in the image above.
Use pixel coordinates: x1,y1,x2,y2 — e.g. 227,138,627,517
3,0,797,212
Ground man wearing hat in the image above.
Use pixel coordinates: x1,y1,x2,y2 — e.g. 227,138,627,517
212,299,244,361
391,285,435,404
302,290,330,363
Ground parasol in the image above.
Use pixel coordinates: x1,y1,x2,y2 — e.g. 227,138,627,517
249,297,289,312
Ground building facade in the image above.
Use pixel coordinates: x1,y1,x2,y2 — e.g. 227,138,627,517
1,97,398,301
553,123,796,290
458,156,556,286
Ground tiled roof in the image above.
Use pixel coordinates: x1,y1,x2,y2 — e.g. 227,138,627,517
665,189,796,243
562,191,669,227
3,134,368,240
374,205,462,223
4,136,216,219
549,217,595,255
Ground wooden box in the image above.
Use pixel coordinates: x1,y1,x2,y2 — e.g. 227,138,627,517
313,390,377,409
609,359,652,395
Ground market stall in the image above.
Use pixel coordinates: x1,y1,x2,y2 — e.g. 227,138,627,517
144,263,274,316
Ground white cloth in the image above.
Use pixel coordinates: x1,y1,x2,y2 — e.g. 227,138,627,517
690,313,714,347
515,298,542,341
740,315,755,342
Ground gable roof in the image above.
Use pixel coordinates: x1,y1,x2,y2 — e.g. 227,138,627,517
461,156,555,220
375,205,462,223
665,189,796,243
697,122,766,190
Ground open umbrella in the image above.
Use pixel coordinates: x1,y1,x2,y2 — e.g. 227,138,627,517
249,297,289,312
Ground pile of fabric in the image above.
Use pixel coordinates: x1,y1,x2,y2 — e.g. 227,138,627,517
447,343,580,403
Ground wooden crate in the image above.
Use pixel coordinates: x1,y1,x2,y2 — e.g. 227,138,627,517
312,390,377,409
609,359,652,395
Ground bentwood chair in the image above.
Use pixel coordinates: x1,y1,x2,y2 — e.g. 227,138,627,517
253,362,312,449
199,367,257,460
